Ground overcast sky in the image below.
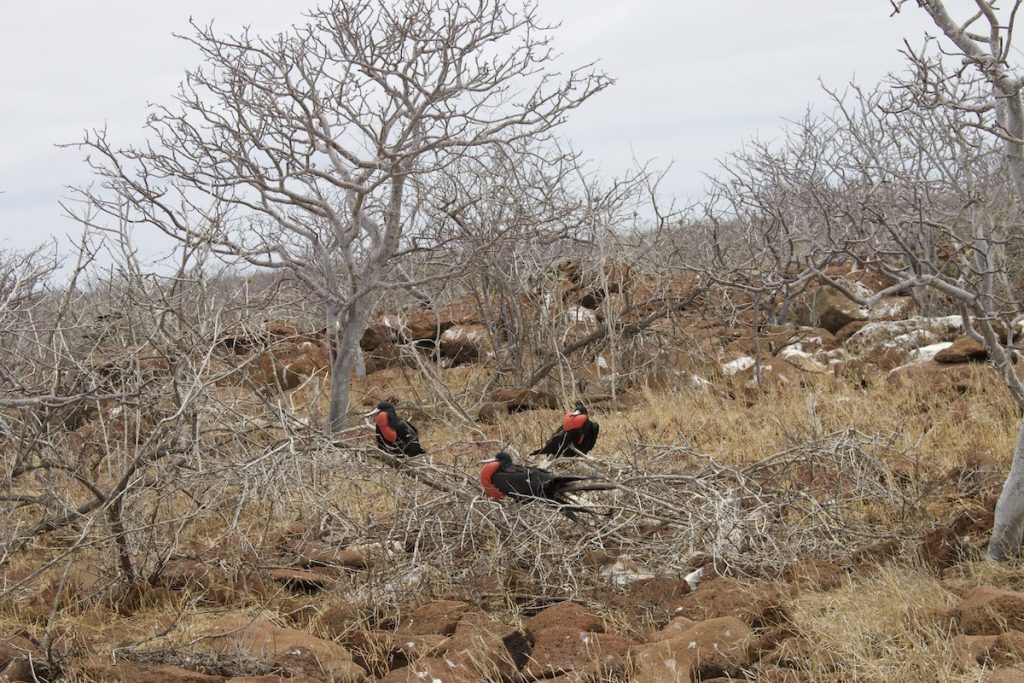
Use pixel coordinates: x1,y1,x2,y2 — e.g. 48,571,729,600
0,1,950,257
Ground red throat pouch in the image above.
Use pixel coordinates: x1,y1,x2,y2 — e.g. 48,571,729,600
562,412,587,431
375,412,397,443
480,460,505,500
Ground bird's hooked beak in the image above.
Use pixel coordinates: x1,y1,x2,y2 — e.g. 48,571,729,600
364,407,381,418
571,408,583,416
477,457,499,464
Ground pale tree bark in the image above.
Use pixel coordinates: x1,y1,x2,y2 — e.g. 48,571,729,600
991,418,1024,559
68,0,610,432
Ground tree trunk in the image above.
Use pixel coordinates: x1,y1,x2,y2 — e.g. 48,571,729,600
354,347,367,379
990,418,1024,560
986,88,1024,560
327,299,370,432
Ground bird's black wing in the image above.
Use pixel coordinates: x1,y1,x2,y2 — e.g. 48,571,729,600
493,463,551,499
395,419,426,456
531,426,571,456
577,420,599,454
493,464,613,522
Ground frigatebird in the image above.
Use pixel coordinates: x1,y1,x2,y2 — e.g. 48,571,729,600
366,401,426,458
478,451,613,521
531,404,599,459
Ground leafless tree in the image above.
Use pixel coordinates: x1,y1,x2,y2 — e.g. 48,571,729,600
69,0,610,431
677,1,1024,557
700,71,1024,547
892,0,1024,560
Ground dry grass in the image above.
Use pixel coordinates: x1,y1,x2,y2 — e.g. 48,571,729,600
785,565,981,681
402,363,1018,477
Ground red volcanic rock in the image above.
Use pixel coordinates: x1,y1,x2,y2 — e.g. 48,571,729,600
952,630,1024,666
348,629,447,671
376,657,478,683
227,677,322,683
488,387,558,412
526,601,605,640
952,586,1024,635
522,627,635,680
203,615,365,682
631,617,754,683
515,601,631,679
646,616,698,643
834,319,869,343
439,323,491,365
598,577,693,624
793,285,868,334
268,567,335,592
249,341,329,392
934,335,989,363
869,295,917,321
918,524,974,570
848,539,900,568
262,320,306,341
395,599,477,636
0,635,45,683
781,559,846,592
401,295,482,341
477,401,509,422
672,577,791,628
886,359,987,390
820,260,901,294
360,319,398,352
442,612,530,678
990,668,1024,683
157,558,234,597
73,660,225,683
318,602,375,641
732,358,810,392
601,257,636,294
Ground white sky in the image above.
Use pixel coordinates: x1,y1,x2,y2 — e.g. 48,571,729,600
0,1,955,257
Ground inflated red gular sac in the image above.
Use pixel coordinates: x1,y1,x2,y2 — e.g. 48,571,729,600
478,451,614,522
530,403,599,459
366,401,426,458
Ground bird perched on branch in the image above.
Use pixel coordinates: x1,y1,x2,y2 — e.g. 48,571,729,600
531,403,599,460
478,451,614,521
366,401,426,458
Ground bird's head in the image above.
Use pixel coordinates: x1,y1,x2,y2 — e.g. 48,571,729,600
572,403,588,416
477,451,512,466
365,400,396,418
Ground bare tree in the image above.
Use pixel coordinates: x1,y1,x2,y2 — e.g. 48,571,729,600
675,2,1024,556
891,0,1024,560
70,0,610,431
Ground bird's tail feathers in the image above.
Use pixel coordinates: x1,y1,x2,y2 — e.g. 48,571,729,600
555,479,617,495
551,477,615,522
559,502,614,522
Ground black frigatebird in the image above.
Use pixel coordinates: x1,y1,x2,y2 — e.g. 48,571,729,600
531,403,599,460
478,451,614,521
366,401,426,458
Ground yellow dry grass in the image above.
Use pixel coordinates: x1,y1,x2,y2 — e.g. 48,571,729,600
788,565,982,681
415,365,1018,476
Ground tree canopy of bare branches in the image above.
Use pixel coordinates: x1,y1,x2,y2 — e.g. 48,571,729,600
687,0,1024,560
70,0,611,431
